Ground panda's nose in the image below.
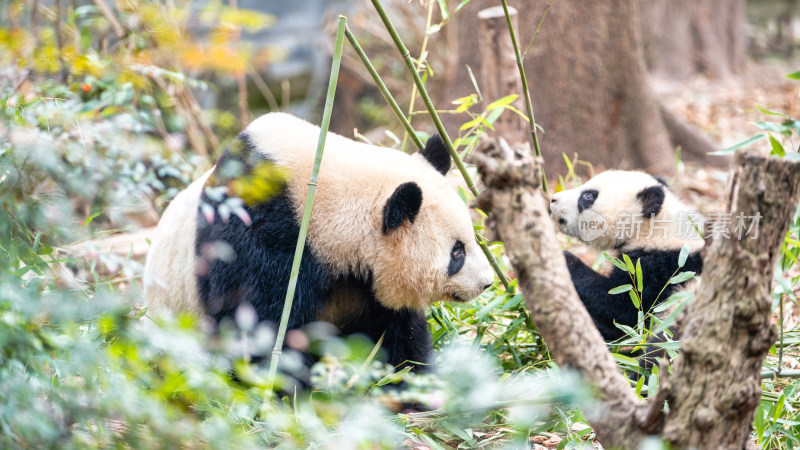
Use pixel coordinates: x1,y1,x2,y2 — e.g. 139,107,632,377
482,282,492,290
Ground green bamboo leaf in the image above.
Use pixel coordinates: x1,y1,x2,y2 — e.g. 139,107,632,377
485,107,505,126
609,284,633,295
769,133,786,157
670,271,696,284
635,259,643,292
653,291,692,313
709,134,765,155
635,374,646,396
486,94,519,110
436,0,449,21
500,293,525,311
455,0,472,12
562,153,574,174
604,251,628,271
754,121,792,135
678,244,690,268
623,253,635,274
475,294,508,320
466,65,482,102
756,104,790,117
785,70,800,80
426,23,441,35
629,290,640,309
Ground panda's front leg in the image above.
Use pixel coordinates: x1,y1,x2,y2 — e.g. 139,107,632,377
380,309,432,371
335,297,432,372
563,250,630,341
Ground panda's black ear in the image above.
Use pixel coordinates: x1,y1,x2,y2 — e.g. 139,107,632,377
383,182,423,234
637,185,665,217
420,134,451,175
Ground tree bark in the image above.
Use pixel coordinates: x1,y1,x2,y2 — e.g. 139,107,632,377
661,153,800,447
471,136,800,448
639,0,746,81
447,0,676,176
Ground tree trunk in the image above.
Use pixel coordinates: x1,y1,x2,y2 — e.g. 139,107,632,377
661,153,800,447
447,0,674,176
639,0,746,81
471,136,800,448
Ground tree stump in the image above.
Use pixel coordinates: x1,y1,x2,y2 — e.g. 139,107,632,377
476,6,527,147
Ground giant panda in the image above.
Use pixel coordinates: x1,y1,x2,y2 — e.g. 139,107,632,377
549,170,704,342
143,112,495,371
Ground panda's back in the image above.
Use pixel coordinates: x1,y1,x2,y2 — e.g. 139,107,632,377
143,169,213,316
243,113,449,274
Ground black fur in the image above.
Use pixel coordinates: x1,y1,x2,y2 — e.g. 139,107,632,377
637,185,665,217
196,137,431,373
654,176,669,188
420,134,450,175
382,182,423,234
334,278,431,369
578,189,598,213
447,241,465,277
564,248,702,341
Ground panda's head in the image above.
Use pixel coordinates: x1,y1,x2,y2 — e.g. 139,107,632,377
549,170,703,252
369,136,495,310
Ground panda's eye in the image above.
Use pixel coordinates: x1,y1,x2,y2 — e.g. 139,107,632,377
578,189,598,213
447,240,466,276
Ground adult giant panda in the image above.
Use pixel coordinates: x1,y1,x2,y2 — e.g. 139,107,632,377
143,113,495,370
549,171,704,342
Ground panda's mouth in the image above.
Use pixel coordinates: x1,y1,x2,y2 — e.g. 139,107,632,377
449,293,467,302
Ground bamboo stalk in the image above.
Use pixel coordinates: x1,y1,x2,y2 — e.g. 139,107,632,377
264,15,347,395
762,370,800,379
500,0,548,195
401,0,434,153
344,25,424,151
369,0,511,291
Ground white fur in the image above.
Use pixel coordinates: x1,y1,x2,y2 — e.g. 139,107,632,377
143,170,212,317
550,170,704,252
143,113,494,316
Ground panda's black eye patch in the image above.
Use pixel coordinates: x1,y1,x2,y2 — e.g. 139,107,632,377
447,240,466,276
578,189,598,213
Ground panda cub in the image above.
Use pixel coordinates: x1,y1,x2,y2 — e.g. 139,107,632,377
549,171,704,341
143,113,494,370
